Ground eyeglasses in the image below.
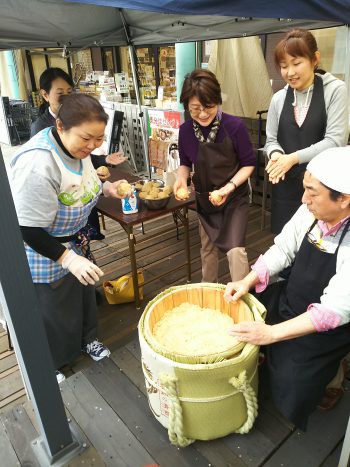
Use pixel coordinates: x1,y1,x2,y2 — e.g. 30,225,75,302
188,104,217,116
307,231,328,252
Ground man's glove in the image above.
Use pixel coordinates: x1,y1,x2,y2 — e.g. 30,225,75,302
61,250,104,285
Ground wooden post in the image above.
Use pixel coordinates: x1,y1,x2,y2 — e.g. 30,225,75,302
0,148,83,464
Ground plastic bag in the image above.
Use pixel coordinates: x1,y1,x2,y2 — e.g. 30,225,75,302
163,142,179,187
103,270,144,305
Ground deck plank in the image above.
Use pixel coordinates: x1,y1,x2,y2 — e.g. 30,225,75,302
0,367,24,402
0,405,40,466
23,399,108,467
263,382,350,466
0,332,10,354
111,346,146,394
0,351,18,374
0,417,20,466
320,442,342,467
61,372,155,467
222,407,293,466
83,358,212,467
111,346,249,467
0,389,27,411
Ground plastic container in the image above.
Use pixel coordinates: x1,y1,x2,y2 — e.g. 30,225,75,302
121,188,138,214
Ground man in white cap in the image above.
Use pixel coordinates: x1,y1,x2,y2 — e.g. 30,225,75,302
224,147,350,430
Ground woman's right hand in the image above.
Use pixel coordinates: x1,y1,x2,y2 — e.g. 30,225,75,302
224,280,250,302
61,250,104,285
265,152,282,173
266,154,285,184
103,180,131,199
173,178,188,200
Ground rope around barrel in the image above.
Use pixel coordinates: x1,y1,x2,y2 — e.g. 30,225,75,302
229,369,258,434
159,373,195,447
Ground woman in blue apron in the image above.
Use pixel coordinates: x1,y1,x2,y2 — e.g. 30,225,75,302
11,93,129,383
174,69,256,282
264,28,348,234
31,67,127,240
224,148,350,429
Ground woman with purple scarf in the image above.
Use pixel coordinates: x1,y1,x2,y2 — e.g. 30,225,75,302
174,69,256,282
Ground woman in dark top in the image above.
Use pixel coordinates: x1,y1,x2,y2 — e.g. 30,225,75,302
30,68,74,137
265,28,348,234
174,69,256,282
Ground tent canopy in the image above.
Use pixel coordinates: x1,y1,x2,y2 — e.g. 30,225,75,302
70,0,350,23
0,0,346,50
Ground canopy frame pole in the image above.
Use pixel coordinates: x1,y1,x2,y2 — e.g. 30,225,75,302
119,8,151,178
0,148,85,465
338,31,350,459
339,414,350,467
344,25,350,118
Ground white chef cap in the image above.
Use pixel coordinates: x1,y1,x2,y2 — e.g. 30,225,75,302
306,147,350,194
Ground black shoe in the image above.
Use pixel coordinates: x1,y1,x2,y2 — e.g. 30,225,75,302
92,232,105,241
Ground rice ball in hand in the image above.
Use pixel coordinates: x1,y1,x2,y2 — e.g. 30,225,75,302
96,166,110,178
176,187,189,200
210,190,223,204
117,182,132,197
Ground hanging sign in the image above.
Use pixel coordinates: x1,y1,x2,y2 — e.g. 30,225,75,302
147,109,182,142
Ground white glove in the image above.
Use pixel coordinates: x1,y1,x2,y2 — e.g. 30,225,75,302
61,250,104,286
102,180,114,197
103,179,129,198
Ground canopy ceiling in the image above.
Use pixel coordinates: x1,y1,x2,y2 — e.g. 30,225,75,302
0,0,346,51
71,0,350,23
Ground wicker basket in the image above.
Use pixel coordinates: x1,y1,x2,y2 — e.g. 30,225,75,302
138,283,266,446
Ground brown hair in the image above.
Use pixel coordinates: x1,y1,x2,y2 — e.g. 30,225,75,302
274,28,319,68
57,93,108,130
180,69,222,110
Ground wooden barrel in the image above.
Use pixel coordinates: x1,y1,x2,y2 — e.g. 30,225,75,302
138,283,266,446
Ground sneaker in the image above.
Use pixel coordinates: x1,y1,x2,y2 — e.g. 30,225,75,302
55,370,66,384
83,340,111,361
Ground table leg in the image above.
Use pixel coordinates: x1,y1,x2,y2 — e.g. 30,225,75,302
126,226,141,309
172,212,179,240
261,153,269,230
6,323,13,351
183,207,191,282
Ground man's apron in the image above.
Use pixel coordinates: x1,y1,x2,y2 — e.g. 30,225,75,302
12,127,102,283
257,218,350,429
192,130,249,253
271,75,327,234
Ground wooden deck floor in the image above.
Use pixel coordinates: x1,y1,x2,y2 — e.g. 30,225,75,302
0,204,272,412
1,204,348,466
0,337,349,466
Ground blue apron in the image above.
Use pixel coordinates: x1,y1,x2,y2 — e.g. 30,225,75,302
12,128,102,283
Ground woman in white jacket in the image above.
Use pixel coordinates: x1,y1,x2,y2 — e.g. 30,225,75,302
264,28,349,234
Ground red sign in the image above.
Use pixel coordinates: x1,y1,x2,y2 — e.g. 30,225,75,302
148,110,181,130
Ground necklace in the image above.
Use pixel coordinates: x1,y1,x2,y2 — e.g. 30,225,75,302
293,86,312,126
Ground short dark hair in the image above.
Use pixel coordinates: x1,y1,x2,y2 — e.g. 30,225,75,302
274,28,319,69
39,67,74,92
57,93,108,130
320,182,342,201
180,69,222,110
38,67,74,115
